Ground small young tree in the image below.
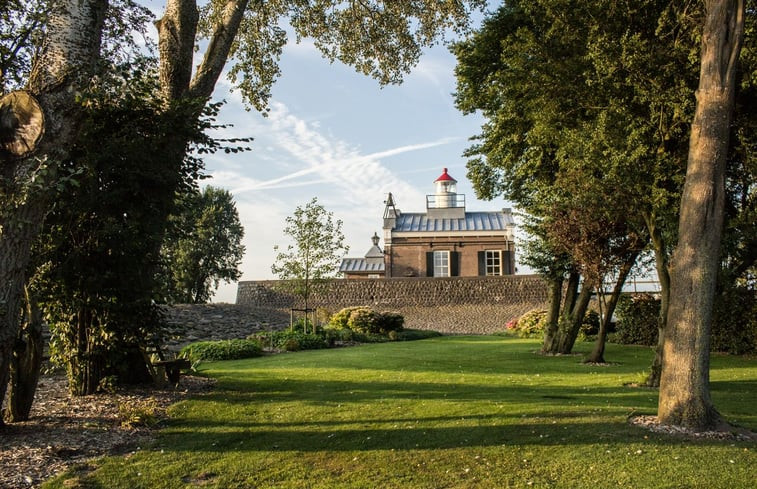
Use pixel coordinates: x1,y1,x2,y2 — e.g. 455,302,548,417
272,198,348,328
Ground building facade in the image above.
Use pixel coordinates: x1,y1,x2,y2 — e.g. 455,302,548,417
339,232,386,279
340,168,516,279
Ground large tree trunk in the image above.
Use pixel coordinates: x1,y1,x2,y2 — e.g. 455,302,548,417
542,271,579,352
541,276,564,353
553,279,594,354
562,271,580,318
5,289,44,422
658,0,744,430
0,0,108,421
644,215,671,388
542,272,590,355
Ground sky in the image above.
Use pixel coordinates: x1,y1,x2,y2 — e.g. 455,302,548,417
144,4,513,303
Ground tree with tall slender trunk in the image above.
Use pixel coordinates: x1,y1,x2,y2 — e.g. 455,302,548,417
0,0,108,426
658,0,746,430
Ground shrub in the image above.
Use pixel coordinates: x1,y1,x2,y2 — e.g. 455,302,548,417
344,307,379,333
119,399,159,428
377,312,405,334
711,285,757,354
329,306,364,330
254,330,329,351
330,306,405,335
515,310,548,338
613,294,660,346
580,310,601,337
322,326,356,345
180,339,263,362
392,329,442,341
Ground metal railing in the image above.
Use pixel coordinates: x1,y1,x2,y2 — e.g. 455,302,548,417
426,194,465,209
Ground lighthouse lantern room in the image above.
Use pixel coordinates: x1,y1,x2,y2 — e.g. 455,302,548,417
427,167,465,218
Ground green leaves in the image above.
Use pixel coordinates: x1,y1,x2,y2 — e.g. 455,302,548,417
161,186,246,304
198,0,486,110
271,197,348,306
452,0,708,279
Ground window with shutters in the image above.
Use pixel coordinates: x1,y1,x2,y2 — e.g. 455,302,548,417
485,250,503,276
433,250,450,277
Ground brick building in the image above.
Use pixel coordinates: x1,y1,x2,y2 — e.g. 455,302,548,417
340,168,516,278
339,232,386,279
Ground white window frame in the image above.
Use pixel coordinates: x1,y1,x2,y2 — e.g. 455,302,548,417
485,250,503,276
433,250,450,277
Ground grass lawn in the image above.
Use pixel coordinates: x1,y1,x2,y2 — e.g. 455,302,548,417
45,337,757,488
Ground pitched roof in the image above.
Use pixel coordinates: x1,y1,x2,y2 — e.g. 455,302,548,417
339,258,385,273
392,211,514,233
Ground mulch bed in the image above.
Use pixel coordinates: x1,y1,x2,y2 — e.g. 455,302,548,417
629,414,757,441
1,373,215,488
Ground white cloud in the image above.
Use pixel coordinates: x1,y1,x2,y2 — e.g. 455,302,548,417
224,101,444,210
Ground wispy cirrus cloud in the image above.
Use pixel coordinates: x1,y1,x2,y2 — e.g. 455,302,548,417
228,102,454,208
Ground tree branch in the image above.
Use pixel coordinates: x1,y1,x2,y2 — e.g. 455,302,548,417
189,0,249,100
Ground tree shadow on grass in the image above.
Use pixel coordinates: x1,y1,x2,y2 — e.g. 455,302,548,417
159,376,757,453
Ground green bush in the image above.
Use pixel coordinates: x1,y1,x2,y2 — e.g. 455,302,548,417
254,330,329,351
581,310,601,336
711,285,757,354
347,307,381,333
180,339,263,362
377,312,405,333
515,310,548,338
330,306,405,335
392,329,442,341
323,326,359,345
613,294,660,346
329,306,364,330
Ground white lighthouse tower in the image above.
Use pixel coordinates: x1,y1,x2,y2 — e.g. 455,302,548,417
427,167,465,218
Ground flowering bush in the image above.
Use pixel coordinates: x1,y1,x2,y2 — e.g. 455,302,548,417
515,310,548,338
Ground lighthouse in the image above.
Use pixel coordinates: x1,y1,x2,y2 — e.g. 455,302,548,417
434,167,457,207
427,167,465,219
341,167,515,279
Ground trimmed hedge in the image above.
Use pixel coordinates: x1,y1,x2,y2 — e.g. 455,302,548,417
180,339,263,362
252,330,329,351
613,293,659,346
712,285,757,354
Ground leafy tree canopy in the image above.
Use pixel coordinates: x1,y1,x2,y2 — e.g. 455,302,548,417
271,197,348,308
160,185,245,304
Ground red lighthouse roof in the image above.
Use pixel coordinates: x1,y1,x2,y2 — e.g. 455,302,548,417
434,167,457,183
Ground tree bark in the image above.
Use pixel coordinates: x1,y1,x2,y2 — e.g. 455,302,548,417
586,252,638,364
562,271,580,318
0,0,108,421
5,288,44,422
541,276,564,353
554,279,594,354
543,271,578,352
644,214,671,388
658,0,744,430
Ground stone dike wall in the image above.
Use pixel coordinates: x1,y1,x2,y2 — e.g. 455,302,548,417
234,275,550,335
161,304,291,351
161,276,550,350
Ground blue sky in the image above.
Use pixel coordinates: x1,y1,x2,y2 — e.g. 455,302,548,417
145,4,512,302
